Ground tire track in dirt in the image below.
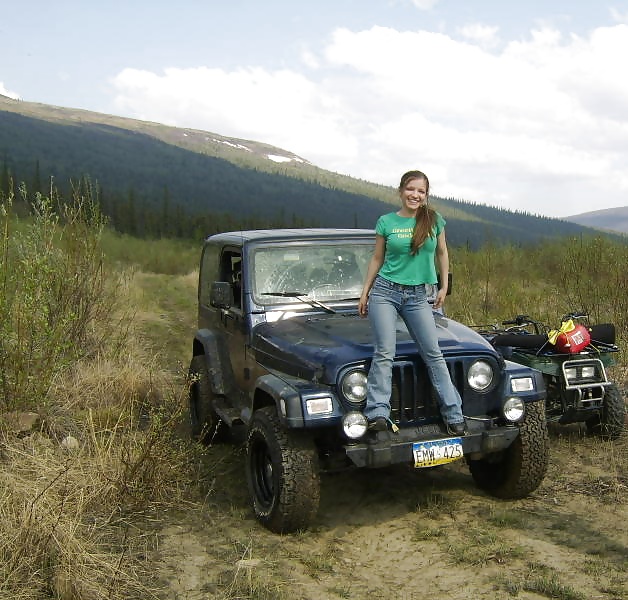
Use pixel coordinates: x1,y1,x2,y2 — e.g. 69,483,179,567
151,441,627,599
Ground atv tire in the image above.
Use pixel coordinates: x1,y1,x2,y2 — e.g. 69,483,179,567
246,406,320,533
585,383,625,440
467,400,549,499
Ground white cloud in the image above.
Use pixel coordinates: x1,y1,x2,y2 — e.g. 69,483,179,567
300,48,320,69
610,7,628,22
112,66,358,160
458,23,500,49
409,0,441,10
110,23,628,218
0,82,20,100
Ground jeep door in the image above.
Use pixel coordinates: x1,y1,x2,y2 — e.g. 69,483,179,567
215,247,257,397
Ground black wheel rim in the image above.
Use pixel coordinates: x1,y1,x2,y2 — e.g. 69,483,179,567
250,436,275,510
189,379,200,425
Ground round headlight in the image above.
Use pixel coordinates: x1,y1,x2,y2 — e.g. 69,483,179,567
467,360,494,391
341,370,368,404
342,411,368,439
503,397,525,422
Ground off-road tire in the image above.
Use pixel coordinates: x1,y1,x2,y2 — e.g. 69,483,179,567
467,400,549,499
585,383,625,440
246,406,320,533
188,355,227,444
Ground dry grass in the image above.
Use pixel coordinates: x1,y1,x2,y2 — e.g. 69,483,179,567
0,347,198,600
1,433,144,599
0,191,203,598
0,252,200,600
0,356,196,600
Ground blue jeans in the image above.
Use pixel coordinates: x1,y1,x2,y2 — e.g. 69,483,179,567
365,276,464,425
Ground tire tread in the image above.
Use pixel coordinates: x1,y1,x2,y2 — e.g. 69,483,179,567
247,406,320,533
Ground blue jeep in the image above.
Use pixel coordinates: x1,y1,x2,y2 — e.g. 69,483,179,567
189,229,549,533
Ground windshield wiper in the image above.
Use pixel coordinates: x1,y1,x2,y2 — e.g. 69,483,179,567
262,292,336,314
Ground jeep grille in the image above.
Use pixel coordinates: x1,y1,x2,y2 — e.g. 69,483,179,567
390,359,465,425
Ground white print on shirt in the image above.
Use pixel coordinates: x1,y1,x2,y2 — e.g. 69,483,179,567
392,227,413,239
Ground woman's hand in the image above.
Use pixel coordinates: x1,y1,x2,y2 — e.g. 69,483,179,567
358,293,369,317
433,288,447,310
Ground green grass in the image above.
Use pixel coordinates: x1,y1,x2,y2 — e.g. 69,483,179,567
413,489,461,520
523,572,587,600
498,562,590,600
101,228,199,274
446,527,528,567
486,507,529,529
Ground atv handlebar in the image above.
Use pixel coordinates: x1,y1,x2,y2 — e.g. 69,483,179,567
501,311,588,330
561,311,588,321
502,315,535,327
478,311,595,338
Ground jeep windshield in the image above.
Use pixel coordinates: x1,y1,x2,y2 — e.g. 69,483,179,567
252,243,372,307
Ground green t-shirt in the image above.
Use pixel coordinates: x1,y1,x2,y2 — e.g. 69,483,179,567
375,211,445,286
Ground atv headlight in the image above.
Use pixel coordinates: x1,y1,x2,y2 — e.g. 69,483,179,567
467,360,494,391
564,365,597,383
342,411,368,439
340,370,368,404
503,397,525,422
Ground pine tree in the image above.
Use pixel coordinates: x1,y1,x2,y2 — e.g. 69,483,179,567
31,159,42,197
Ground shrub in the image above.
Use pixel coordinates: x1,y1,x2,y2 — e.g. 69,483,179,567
0,182,199,599
0,183,123,411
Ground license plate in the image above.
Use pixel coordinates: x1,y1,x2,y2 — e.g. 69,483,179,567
413,438,464,468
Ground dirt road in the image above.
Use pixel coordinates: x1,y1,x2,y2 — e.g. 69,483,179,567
149,428,626,600
141,271,627,600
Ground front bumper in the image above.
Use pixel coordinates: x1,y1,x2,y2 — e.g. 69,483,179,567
344,418,520,469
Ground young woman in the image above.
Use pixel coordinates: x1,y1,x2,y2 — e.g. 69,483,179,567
358,170,465,434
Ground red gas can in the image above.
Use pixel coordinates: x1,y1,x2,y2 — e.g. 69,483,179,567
554,323,591,353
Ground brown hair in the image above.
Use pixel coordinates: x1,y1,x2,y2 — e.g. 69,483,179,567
398,170,437,254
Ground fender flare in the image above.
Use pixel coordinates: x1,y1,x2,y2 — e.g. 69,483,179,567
192,329,236,396
254,374,305,428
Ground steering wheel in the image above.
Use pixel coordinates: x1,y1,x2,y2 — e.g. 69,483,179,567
310,283,334,298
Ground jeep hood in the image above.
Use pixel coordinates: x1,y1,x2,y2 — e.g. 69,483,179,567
251,312,496,382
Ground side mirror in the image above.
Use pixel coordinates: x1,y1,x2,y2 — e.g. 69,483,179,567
210,281,233,309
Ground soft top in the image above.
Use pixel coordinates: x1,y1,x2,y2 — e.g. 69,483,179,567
205,228,375,246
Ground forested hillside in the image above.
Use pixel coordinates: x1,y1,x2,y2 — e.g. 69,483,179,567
0,96,613,247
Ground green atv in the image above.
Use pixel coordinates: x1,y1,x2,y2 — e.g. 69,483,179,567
477,313,625,439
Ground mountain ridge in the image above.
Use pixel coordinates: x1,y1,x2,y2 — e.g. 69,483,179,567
0,96,619,247
564,206,628,234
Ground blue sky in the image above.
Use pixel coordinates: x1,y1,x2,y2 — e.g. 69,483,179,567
2,0,628,218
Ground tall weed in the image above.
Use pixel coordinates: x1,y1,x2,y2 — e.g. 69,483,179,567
0,183,123,411
0,183,200,599
450,235,628,345
553,235,628,331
